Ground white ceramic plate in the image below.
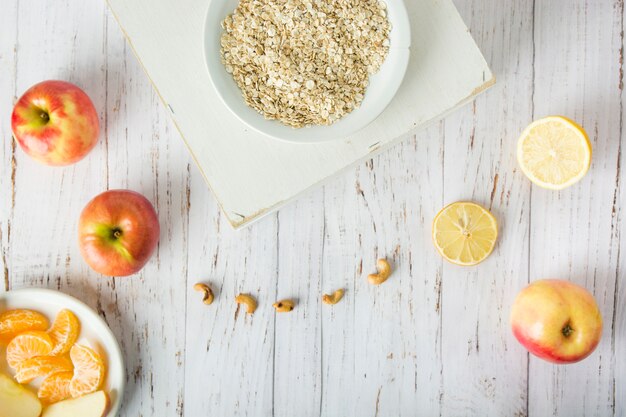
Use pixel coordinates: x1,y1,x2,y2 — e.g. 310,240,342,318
0,288,124,417
204,0,411,143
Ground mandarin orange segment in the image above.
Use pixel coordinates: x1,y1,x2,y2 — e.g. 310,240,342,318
48,309,80,356
5,330,54,369
69,344,105,398
0,309,49,344
14,355,73,384
38,371,73,404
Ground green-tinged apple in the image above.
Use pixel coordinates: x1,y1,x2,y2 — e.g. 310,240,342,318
78,190,160,277
42,390,109,417
0,372,42,417
11,80,99,166
510,279,602,364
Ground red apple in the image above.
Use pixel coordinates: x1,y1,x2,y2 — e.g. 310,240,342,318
510,279,602,364
11,80,99,166
78,190,160,277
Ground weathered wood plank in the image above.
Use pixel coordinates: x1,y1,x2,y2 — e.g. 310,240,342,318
183,186,277,416
100,9,191,416
0,0,18,294
2,1,625,416
3,1,190,415
529,1,622,416
319,127,445,416
616,3,626,413
6,2,108,285
273,190,324,417
440,0,534,415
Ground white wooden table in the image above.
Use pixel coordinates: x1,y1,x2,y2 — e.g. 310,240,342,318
0,0,623,416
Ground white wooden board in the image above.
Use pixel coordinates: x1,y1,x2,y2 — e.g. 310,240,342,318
1,0,624,416
105,0,494,229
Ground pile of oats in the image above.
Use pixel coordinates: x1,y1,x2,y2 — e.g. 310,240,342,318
220,0,391,128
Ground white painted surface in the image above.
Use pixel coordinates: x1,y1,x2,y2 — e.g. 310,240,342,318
0,0,624,416
105,0,493,228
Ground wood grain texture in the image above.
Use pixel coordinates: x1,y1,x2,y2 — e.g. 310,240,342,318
616,2,626,413
102,9,190,416
184,184,278,416
314,128,446,417
0,0,18,293
529,1,622,416
440,1,533,415
1,0,625,416
273,191,324,417
2,2,190,416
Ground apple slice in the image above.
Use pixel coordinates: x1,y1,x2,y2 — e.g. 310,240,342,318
42,390,109,417
0,372,42,417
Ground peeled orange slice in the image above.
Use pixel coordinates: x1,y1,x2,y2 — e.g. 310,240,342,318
0,309,49,344
14,356,73,384
38,371,73,404
432,202,498,266
48,309,80,356
517,116,592,190
5,330,54,369
69,344,105,398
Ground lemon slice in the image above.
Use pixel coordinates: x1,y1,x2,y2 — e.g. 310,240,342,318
517,116,591,190
432,202,498,266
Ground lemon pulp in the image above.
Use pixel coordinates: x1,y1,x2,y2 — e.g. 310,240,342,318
432,202,498,266
517,116,591,190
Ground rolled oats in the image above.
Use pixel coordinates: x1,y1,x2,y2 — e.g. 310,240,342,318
220,0,391,128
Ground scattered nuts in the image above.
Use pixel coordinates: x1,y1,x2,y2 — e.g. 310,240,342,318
322,288,345,305
368,259,392,285
235,293,258,314
272,300,295,313
193,283,214,305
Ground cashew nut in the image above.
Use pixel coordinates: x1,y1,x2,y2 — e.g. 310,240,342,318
272,299,295,313
368,259,392,285
235,293,257,314
322,288,345,305
193,283,214,305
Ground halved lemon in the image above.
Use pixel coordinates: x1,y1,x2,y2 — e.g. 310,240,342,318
432,202,498,266
517,116,592,190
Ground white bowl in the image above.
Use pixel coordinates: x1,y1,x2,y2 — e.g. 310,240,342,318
204,0,411,143
0,288,125,417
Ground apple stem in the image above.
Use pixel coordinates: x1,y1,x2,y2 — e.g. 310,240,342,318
562,323,574,337
40,111,49,123
111,228,123,240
